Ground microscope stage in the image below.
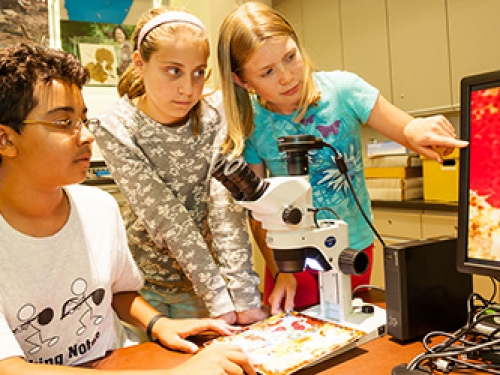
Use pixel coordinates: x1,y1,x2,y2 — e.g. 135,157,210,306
301,303,387,345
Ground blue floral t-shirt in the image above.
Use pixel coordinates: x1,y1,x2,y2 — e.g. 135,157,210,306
244,70,379,250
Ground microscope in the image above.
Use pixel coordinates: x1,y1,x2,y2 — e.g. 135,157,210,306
213,135,386,342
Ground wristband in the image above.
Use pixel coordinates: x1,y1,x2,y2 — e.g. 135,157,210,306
146,314,168,342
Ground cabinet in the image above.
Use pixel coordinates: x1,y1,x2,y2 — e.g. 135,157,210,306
371,208,458,289
372,208,420,290
275,0,343,71
301,0,342,71
371,207,496,302
340,0,392,102
386,0,452,112
342,0,453,112
447,0,500,106
421,211,458,238
276,0,500,115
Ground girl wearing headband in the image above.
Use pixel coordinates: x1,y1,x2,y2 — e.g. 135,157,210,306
217,2,468,315
93,6,267,326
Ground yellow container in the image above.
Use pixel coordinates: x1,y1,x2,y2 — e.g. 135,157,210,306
422,149,460,202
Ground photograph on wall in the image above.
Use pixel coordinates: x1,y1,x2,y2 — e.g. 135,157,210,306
60,20,135,80
0,0,50,47
78,43,119,86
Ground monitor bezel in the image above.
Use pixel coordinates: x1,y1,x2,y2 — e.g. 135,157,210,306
457,69,500,278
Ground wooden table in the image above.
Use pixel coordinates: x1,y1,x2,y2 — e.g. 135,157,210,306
86,336,427,374
86,291,483,374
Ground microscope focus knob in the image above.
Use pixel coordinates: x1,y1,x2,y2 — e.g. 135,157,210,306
339,248,369,275
282,207,302,225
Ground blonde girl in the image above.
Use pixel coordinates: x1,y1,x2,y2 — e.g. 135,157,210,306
217,1,468,315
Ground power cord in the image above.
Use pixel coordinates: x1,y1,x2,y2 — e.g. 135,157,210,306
394,284,500,374
352,284,385,296
308,207,341,229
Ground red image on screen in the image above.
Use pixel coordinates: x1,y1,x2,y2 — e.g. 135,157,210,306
468,87,500,261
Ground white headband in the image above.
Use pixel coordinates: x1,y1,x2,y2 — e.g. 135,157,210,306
137,11,206,47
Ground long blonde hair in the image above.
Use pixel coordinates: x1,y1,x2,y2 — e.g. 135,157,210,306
119,6,210,132
217,2,319,159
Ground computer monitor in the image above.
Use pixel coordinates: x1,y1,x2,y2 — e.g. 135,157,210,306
457,69,500,278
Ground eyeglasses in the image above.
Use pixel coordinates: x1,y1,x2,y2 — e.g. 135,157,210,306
22,118,100,135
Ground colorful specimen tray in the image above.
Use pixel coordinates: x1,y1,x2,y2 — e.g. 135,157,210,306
207,311,365,375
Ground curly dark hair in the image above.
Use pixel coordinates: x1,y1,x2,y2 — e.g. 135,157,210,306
0,42,89,134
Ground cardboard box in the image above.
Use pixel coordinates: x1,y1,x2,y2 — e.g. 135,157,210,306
368,186,423,201
422,149,459,202
365,166,422,179
366,177,423,189
366,141,410,157
364,154,422,168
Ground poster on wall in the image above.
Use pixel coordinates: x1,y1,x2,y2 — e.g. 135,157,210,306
78,43,119,86
0,0,50,47
60,20,135,83
62,0,134,24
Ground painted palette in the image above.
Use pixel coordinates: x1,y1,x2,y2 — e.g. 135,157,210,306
208,311,364,375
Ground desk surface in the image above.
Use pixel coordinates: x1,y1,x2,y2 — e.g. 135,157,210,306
88,336,429,374
87,291,481,374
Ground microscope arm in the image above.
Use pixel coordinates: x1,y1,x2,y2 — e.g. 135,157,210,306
236,176,366,322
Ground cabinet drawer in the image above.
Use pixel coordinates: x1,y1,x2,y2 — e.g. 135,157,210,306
373,210,421,239
421,212,458,238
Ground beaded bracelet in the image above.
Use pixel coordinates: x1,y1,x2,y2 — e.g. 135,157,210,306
146,314,168,342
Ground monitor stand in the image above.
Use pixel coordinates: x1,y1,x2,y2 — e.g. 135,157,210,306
391,364,429,374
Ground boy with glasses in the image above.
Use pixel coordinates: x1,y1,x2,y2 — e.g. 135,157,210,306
0,42,254,375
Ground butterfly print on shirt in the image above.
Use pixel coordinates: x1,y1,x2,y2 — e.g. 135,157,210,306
300,114,315,126
316,120,341,138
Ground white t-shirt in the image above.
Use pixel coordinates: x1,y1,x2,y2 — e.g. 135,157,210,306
0,184,144,365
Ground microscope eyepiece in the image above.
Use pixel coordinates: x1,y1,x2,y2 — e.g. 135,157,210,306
211,155,269,201
223,158,269,201
212,155,245,201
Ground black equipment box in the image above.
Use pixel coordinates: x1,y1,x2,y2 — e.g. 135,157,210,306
384,237,472,341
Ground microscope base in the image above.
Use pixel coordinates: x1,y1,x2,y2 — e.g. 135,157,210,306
301,303,387,346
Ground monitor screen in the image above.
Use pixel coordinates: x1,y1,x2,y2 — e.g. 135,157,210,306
457,69,500,278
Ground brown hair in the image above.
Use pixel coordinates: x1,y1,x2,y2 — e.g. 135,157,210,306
118,6,210,132
0,42,88,134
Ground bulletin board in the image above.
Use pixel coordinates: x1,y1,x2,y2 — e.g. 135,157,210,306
0,0,50,47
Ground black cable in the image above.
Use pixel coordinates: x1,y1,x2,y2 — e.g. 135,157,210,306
403,292,500,374
317,139,386,247
489,277,499,304
409,335,500,373
316,206,341,220
441,357,500,374
352,284,385,296
308,206,341,227
308,207,342,229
